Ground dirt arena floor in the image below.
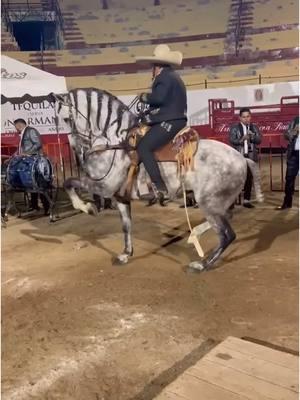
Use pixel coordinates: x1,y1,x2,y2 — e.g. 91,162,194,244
2,160,299,400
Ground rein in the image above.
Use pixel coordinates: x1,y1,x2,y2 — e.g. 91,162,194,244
87,149,118,182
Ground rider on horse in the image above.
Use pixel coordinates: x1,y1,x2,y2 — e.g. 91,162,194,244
135,44,187,205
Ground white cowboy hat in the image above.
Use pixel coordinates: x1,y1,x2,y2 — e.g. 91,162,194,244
135,44,183,67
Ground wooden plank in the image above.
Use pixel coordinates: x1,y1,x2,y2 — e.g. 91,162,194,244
155,392,188,400
222,337,298,370
155,337,299,400
205,344,298,391
157,373,250,400
190,360,298,400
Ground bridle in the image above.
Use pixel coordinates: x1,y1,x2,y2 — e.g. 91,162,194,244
53,93,140,182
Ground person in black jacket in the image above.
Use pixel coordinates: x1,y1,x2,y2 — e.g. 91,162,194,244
276,116,299,210
229,108,262,208
135,45,187,205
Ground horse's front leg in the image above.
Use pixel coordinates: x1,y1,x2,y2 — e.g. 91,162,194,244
64,177,98,215
114,200,133,265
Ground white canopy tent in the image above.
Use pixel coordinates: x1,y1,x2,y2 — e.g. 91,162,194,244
1,55,68,135
1,55,67,100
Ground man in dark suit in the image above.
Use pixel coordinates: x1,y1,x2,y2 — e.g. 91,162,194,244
14,118,50,214
229,108,262,208
277,116,299,210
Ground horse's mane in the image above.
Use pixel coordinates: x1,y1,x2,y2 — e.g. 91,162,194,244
68,87,138,136
69,87,134,114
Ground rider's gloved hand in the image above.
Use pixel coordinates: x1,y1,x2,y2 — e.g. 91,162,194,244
139,93,148,103
140,112,151,125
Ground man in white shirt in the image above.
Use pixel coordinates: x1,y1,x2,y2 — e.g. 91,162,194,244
229,108,262,208
277,116,299,210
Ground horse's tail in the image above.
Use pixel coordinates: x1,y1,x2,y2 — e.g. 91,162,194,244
245,158,264,203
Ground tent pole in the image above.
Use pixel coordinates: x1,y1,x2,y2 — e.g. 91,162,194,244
54,107,64,174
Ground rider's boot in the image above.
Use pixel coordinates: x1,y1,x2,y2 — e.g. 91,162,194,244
157,189,170,206
140,184,169,207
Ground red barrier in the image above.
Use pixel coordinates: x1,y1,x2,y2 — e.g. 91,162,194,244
195,95,299,147
1,134,289,191
1,144,18,157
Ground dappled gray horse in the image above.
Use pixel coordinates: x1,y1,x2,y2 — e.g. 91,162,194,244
53,88,263,272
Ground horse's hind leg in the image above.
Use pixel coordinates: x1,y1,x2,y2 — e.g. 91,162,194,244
4,189,16,221
113,199,133,265
64,177,98,216
42,190,56,222
188,214,236,272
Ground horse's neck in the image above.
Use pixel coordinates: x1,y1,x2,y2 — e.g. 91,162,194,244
72,92,136,147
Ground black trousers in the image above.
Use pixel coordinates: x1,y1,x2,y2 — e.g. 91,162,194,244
283,150,299,207
230,163,254,208
30,193,50,212
137,119,186,191
244,166,253,201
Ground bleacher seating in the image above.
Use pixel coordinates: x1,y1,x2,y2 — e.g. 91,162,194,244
252,0,298,28
61,0,229,12
1,0,299,96
47,39,224,66
249,30,299,52
63,0,231,47
63,59,299,94
61,0,153,11
1,24,19,51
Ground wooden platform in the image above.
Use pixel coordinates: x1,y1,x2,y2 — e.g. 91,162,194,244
155,336,299,400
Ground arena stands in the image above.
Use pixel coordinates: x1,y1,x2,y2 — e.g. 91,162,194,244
4,37,225,68
252,0,298,28
1,0,299,94
1,24,19,51
61,0,201,11
61,58,298,94
250,30,299,52
62,0,230,47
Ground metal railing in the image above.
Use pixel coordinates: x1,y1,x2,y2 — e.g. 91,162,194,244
2,0,60,12
1,0,64,34
108,74,299,94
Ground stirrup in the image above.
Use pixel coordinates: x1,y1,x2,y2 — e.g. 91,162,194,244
139,192,155,201
157,190,170,207
139,189,169,207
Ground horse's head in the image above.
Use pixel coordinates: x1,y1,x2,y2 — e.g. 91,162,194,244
52,91,94,145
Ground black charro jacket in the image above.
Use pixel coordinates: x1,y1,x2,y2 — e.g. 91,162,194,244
140,66,187,125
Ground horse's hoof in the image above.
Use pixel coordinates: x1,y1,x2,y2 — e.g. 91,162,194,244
146,198,157,207
113,253,130,266
184,261,206,274
86,202,98,216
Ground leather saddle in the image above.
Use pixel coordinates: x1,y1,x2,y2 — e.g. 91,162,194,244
118,124,199,200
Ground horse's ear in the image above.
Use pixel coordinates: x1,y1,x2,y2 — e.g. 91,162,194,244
50,93,65,103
